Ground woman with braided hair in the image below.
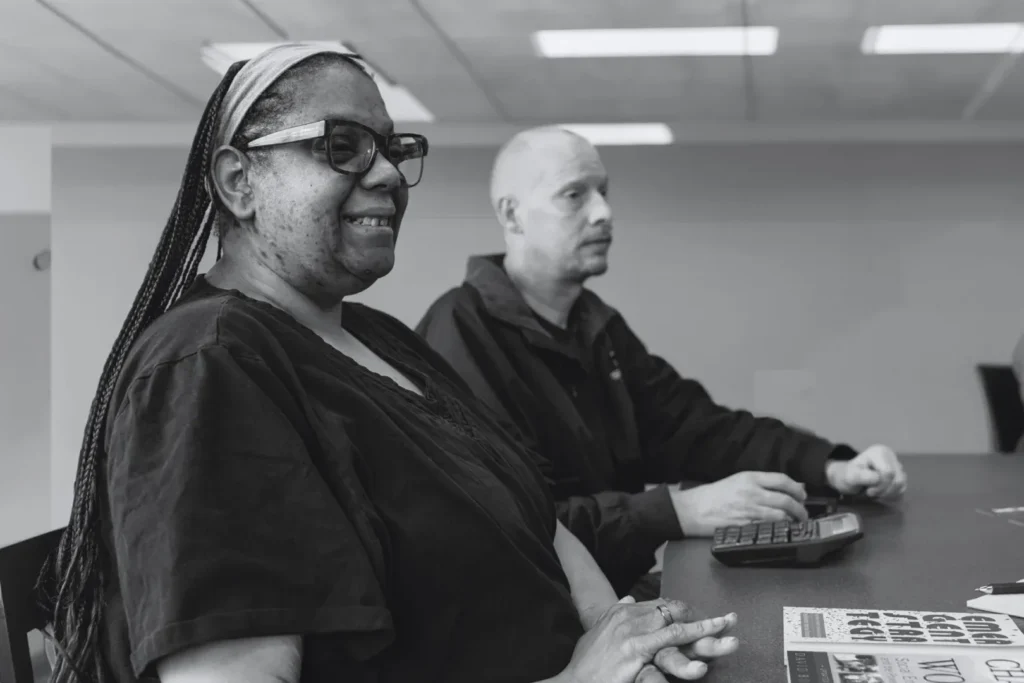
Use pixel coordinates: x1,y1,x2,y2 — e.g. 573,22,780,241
37,43,739,683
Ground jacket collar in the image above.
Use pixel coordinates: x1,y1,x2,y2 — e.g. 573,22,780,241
464,253,618,353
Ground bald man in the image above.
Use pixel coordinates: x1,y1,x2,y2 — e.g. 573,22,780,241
416,126,907,599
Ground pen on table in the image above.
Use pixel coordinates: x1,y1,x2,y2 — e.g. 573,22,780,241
977,583,1024,595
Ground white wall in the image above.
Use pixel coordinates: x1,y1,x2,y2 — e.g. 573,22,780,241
50,147,195,526
0,217,51,546
49,142,1024,521
0,126,52,546
0,126,51,214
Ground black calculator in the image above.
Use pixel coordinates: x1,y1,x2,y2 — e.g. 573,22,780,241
710,512,863,567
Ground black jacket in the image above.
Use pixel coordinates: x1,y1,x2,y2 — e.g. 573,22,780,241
416,254,856,592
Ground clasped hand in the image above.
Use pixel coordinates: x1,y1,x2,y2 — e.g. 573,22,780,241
825,445,907,499
562,596,738,683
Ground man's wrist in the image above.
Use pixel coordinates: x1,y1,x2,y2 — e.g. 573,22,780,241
668,486,701,536
825,459,846,491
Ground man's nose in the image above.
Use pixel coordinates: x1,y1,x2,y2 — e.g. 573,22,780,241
590,192,612,224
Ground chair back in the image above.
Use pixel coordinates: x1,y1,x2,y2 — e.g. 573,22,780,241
977,364,1024,453
0,528,64,683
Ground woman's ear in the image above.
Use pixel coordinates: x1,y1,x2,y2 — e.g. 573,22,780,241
210,145,255,222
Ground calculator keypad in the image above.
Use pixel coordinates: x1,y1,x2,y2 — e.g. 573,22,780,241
713,520,818,547
710,512,862,567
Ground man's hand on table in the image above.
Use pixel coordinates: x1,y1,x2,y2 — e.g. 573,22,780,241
668,472,809,537
825,445,907,499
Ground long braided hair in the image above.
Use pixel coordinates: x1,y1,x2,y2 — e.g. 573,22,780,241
38,49,374,683
34,59,245,683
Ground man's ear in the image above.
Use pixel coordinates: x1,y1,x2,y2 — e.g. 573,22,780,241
210,145,255,221
496,196,522,234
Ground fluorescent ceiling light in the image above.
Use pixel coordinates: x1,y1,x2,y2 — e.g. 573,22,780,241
861,23,1024,54
556,123,673,146
533,27,778,58
199,42,434,121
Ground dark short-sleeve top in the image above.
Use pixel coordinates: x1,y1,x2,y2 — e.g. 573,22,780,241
97,277,584,683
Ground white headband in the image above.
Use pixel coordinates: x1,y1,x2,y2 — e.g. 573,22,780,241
214,41,361,150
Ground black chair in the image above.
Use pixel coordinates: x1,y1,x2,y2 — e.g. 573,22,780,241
977,364,1024,453
0,528,64,683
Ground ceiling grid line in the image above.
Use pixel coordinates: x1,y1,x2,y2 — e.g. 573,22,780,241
34,0,204,108
236,0,289,40
405,0,511,121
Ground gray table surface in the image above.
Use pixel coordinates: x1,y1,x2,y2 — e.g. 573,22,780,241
661,454,1024,682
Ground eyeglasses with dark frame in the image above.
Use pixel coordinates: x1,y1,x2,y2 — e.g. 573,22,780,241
245,119,430,188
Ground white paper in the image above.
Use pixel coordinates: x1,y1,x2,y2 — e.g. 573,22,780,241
967,579,1024,619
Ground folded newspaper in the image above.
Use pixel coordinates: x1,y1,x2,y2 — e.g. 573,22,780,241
783,606,1024,683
